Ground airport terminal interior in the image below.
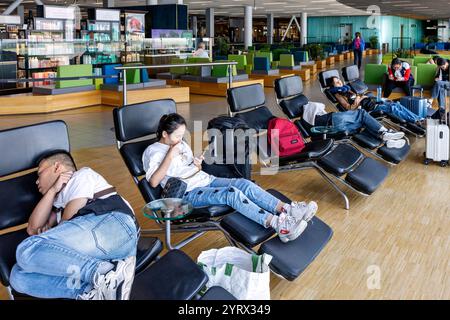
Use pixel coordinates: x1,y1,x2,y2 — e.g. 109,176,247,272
0,0,449,301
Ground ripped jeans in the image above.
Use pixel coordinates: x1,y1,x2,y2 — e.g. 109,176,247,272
9,212,138,299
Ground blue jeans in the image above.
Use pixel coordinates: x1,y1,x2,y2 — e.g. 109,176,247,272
374,102,422,122
431,80,449,108
331,109,382,137
353,49,363,69
183,178,281,227
9,212,138,299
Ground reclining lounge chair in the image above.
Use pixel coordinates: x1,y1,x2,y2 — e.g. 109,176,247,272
318,70,412,164
341,65,426,137
0,120,234,300
227,83,390,211
113,99,333,281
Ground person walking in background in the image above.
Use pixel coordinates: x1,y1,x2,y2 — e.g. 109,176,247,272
352,32,365,70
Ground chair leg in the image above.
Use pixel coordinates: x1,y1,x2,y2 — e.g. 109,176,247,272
313,165,350,210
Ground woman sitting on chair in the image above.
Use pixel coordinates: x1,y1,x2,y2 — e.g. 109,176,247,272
329,76,423,124
142,113,318,244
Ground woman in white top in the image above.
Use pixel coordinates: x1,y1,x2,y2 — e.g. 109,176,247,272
143,113,319,243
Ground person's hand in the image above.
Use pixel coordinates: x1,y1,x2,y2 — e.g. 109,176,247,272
389,75,394,81
193,154,204,168
168,142,181,159
50,171,73,194
37,223,51,234
435,77,440,82
398,77,405,82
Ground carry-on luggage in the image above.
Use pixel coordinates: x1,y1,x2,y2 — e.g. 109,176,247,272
267,117,305,157
424,90,450,167
399,87,430,118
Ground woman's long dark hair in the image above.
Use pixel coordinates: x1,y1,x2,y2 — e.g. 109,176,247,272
156,113,186,139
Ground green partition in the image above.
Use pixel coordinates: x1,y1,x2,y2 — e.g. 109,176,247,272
228,55,247,71
272,49,290,61
279,54,295,68
211,61,237,77
255,51,273,63
56,65,93,89
440,54,450,60
245,52,255,65
364,64,388,85
123,63,142,84
187,57,212,76
413,56,431,65
170,57,187,75
416,63,437,88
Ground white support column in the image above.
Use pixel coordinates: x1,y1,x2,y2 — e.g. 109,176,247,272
17,5,24,24
206,8,214,38
103,0,115,8
244,5,252,49
267,13,274,45
191,15,198,38
301,12,308,46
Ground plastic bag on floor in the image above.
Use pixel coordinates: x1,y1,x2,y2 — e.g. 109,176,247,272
197,246,272,300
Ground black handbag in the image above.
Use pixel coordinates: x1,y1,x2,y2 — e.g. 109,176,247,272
161,177,188,199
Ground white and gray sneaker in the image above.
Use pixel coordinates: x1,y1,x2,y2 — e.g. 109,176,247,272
386,139,406,149
94,255,136,300
381,129,405,141
284,201,318,222
272,213,308,243
77,287,104,300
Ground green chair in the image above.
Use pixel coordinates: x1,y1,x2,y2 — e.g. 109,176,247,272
440,54,450,60
187,57,212,76
381,53,394,65
211,61,237,77
279,54,297,69
400,58,413,67
56,64,93,89
416,63,437,89
364,64,388,85
272,49,290,62
170,58,187,75
413,56,431,66
410,65,417,85
228,55,247,71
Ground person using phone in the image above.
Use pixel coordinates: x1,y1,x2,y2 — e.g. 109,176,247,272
384,58,414,98
142,113,320,244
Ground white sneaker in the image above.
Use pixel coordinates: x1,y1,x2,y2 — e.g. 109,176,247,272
285,201,318,222
273,213,308,243
77,287,104,300
386,139,406,149
382,129,405,141
94,256,136,300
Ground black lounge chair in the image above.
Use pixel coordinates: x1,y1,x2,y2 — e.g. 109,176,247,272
227,83,390,210
318,70,412,164
0,120,234,300
113,99,333,281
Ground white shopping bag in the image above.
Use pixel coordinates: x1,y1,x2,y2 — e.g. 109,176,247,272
197,246,273,300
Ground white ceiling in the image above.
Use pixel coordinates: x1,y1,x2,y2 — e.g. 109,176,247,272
0,0,370,18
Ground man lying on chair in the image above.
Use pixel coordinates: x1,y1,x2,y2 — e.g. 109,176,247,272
303,101,407,149
329,76,424,124
9,151,139,300
142,113,318,244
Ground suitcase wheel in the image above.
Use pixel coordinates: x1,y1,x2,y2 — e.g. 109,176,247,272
440,161,448,167
424,158,431,165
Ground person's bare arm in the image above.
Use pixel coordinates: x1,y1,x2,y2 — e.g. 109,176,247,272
27,172,72,235
335,93,352,110
149,143,180,188
61,198,89,221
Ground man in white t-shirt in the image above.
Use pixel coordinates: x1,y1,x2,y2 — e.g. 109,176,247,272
192,42,210,59
9,151,138,300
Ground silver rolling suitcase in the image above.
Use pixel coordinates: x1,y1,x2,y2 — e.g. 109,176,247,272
424,90,449,167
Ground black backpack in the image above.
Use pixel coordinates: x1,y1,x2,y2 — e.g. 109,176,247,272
204,116,252,179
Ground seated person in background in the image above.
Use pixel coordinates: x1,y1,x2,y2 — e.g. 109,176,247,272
142,114,318,244
192,42,209,58
329,76,424,124
428,57,450,114
303,101,406,149
9,152,139,300
384,58,414,98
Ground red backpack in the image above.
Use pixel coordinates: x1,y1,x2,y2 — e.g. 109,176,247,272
267,118,305,157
